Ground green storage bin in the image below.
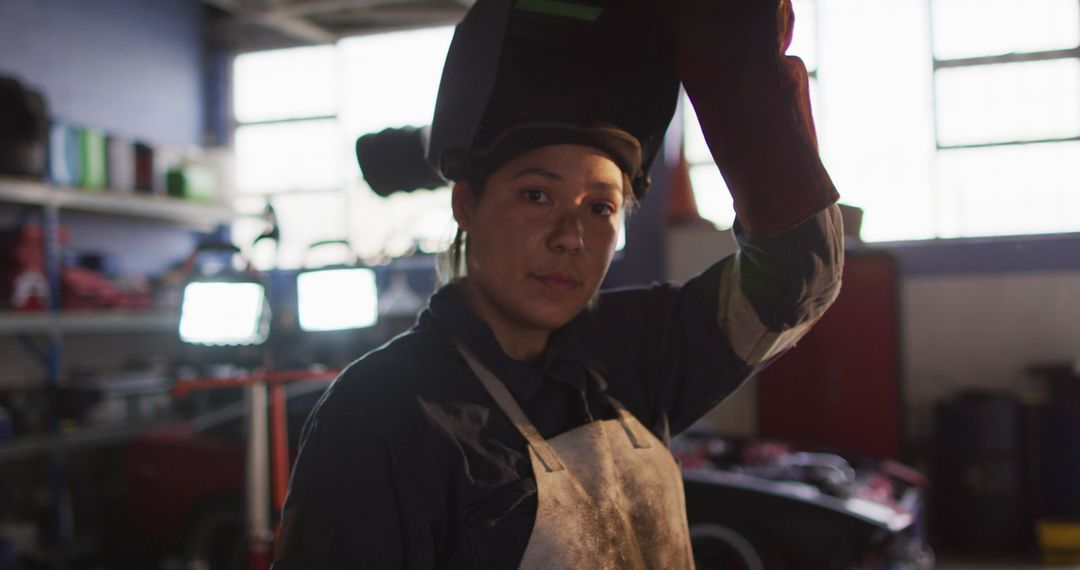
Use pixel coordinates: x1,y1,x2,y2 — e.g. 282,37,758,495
166,162,217,202
79,127,107,190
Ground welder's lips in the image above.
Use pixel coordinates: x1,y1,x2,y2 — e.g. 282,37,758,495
469,122,647,198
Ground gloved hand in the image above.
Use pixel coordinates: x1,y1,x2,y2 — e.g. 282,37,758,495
652,0,839,236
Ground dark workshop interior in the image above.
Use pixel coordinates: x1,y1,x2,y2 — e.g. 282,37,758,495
1,0,1079,568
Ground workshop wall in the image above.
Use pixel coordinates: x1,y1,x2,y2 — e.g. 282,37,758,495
0,0,206,145
895,233,1080,439
0,0,208,389
666,227,1080,449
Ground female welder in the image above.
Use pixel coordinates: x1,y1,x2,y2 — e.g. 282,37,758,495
274,0,844,567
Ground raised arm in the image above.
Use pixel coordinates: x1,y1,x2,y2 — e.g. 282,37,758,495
591,0,843,436
672,0,844,367
660,0,838,235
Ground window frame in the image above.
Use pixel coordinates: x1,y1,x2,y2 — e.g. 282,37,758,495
928,0,1080,150
228,31,459,268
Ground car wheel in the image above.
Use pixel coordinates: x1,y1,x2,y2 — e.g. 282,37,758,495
690,523,786,570
184,508,246,570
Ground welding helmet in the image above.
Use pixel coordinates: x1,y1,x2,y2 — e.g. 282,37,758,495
427,0,679,200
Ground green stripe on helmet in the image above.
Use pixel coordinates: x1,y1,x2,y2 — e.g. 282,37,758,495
514,0,603,21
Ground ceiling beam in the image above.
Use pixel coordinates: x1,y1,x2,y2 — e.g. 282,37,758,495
202,0,466,46
256,12,338,43
267,0,420,18
319,5,466,25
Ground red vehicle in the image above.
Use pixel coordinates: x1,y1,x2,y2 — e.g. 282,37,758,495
122,381,329,569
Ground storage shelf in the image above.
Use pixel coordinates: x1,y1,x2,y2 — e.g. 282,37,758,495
0,176,232,228
0,417,177,464
0,310,179,336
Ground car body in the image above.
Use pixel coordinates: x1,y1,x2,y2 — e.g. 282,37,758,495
673,432,933,570
124,384,931,570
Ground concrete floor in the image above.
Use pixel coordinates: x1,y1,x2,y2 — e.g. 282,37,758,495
935,557,1079,570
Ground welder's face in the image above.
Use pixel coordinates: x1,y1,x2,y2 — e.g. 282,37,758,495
453,144,626,335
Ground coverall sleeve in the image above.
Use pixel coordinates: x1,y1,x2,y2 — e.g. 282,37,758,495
272,403,438,569
716,204,844,368
590,205,843,438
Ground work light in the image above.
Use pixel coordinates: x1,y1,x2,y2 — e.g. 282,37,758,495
297,266,378,332
296,239,379,332
178,244,271,346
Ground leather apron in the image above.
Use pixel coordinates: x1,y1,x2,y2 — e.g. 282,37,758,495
454,341,696,570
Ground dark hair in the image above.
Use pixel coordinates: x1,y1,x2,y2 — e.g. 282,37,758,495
436,176,484,284
436,170,637,285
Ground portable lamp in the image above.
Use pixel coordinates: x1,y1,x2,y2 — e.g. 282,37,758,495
296,240,379,332
178,243,270,346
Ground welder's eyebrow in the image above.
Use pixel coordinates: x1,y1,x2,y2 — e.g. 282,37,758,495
587,180,622,195
511,167,563,181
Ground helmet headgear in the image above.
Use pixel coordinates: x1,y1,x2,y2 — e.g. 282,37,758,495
428,0,679,200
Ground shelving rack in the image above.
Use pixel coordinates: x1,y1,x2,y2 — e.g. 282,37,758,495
0,175,232,229
0,174,233,544
0,311,179,336
0,175,232,334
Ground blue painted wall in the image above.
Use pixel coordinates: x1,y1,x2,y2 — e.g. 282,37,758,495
0,0,205,145
883,232,1080,277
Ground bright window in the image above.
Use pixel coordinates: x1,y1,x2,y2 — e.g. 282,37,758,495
231,25,639,269
233,45,338,123
231,28,455,270
931,0,1079,60
340,28,456,262
927,0,1080,238
935,59,1080,147
683,0,1080,240
234,120,344,194
934,142,1080,237
239,0,1080,253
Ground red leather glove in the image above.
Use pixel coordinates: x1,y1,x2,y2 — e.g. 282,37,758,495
655,0,839,236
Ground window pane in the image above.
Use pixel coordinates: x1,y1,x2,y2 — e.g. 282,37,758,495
272,191,351,270
682,92,713,165
935,142,1080,237
689,164,735,229
234,46,337,123
234,191,351,270
828,154,938,243
348,185,453,259
336,28,456,261
234,120,345,194
932,0,1080,60
340,27,454,136
935,59,1080,147
789,0,818,70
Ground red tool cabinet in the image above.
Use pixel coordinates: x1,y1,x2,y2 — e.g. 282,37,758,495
757,250,902,460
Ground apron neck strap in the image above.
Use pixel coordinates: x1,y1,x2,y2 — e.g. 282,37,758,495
587,369,652,450
452,338,566,473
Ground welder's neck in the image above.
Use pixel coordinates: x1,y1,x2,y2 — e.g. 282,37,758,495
457,280,550,363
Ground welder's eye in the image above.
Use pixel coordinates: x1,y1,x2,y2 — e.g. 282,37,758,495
521,188,551,204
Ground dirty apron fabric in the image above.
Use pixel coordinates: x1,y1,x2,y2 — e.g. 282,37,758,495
454,340,696,570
